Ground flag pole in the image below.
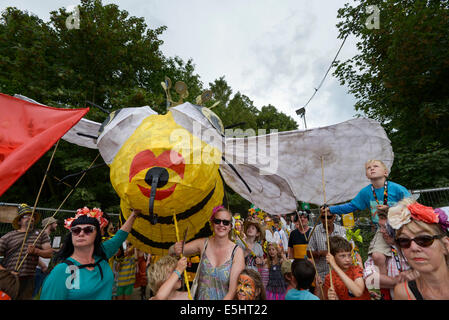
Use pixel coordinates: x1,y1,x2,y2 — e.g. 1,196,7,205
321,156,333,290
16,153,100,271
15,140,59,271
172,211,192,300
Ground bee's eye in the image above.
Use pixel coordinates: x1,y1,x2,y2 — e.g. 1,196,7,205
201,107,224,135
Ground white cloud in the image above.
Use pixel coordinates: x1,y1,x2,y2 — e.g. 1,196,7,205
1,0,361,129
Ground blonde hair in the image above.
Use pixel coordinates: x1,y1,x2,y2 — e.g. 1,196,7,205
365,159,388,173
147,255,177,294
266,242,283,268
397,220,449,265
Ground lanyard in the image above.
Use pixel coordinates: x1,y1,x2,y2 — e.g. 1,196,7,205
391,246,402,272
371,180,388,205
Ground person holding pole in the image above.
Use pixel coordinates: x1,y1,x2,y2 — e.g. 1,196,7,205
40,207,140,300
168,206,245,300
0,204,52,300
307,210,347,281
324,235,371,300
324,159,411,296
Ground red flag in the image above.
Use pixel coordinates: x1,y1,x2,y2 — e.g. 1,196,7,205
0,93,89,196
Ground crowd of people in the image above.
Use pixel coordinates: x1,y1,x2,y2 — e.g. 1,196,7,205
0,159,448,300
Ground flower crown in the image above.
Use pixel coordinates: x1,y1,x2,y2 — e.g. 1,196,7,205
387,197,449,232
64,207,109,230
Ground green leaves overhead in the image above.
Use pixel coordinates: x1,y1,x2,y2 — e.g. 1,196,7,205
0,0,297,214
334,0,449,189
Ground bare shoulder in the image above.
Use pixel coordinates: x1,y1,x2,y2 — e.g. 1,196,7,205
393,281,411,300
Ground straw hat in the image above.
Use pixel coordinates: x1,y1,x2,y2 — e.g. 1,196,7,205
244,218,264,241
12,204,41,230
41,216,58,228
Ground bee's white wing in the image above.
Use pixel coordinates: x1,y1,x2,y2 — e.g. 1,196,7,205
221,117,394,213
61,118,101,149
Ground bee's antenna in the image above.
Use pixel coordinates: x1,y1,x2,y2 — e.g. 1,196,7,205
86,100,111,115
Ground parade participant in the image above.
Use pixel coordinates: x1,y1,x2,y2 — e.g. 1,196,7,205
264,242,288,300
363,212,417,300
40,207,140,300
325,160,411,285
169,206,245,300
235,268,266,300
33,216,58,298
324,236,371,300
147,255,188,300
387,198,449,300
114,240,136,300
134,248,149,300
264,216,281,245
0,204,52,300
288,212,311,259
236,218,264,271
281,259,295,293
273,216,289,255
285,259,320,300
307,211,347,280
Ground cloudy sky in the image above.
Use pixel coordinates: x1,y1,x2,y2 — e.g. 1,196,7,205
2,0,361,129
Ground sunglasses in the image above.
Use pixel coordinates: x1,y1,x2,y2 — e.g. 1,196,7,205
396,235,443,249
71,225,96,236
212,218,231,226
320,215,334,220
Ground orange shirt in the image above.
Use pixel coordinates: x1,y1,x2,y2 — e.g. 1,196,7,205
324,265,371,300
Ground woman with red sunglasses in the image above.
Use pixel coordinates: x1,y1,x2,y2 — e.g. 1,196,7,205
40,207,140,300
169,206,245,300
387,198,449,300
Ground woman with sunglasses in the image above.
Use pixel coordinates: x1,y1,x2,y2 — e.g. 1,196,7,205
387,198,449,300
40,207,140,300
169,206,245,300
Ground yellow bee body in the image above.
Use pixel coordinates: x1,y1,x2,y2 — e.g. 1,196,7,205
110,111,224,255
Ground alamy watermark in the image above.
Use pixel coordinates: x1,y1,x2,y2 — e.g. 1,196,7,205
365,5,380,30
65,5,80,30
167,122,279,175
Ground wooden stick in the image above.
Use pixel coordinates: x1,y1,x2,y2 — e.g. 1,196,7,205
321,156,333,290
173,211,192,300
17,153,99,271
296,210,324,298
15,140,59,270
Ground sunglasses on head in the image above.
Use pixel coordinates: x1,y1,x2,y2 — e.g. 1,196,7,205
212,218,231,226
71,225,95,235
320,215,334,220
396,234,443,249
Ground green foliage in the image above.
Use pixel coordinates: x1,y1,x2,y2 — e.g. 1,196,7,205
334,0,449,189
0,0,298,216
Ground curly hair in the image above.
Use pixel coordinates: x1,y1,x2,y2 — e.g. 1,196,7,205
147,255,178,295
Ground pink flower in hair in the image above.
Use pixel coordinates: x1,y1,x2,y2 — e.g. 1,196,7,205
435,208,449,231
210,205,225,221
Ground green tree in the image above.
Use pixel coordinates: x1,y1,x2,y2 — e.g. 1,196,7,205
334,0,449,189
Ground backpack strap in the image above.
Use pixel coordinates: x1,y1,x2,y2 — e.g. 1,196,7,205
63,258,105,281
407,280,424,300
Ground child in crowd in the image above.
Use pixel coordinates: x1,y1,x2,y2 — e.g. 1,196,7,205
264,242,288,300
325,160,411,289
236,218,265,271
324,236,371,300
113,240,137,300
281,259,295,294
235,268,266,300
147,255,188,300
285,259,320,300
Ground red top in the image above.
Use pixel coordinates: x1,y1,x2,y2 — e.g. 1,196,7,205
324,265,371,300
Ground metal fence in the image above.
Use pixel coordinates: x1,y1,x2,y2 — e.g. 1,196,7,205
411,187,449,209
0,202,119,238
